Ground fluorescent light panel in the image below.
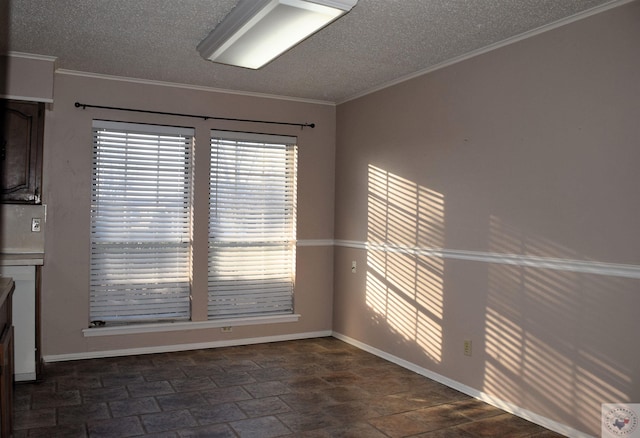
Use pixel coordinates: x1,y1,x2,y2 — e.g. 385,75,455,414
198,0,357,69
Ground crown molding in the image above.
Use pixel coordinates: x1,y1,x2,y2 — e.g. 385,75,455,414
5,51,57,62
55,69,335,106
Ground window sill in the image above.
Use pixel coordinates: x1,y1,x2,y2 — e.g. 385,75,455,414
82,314,301,337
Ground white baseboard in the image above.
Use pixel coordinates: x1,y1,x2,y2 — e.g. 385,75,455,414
15,372,37,382
332,332,595,438
44,330,332,363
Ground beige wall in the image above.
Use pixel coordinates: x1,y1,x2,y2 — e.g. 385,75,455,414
333,2,640,436
41,73,336,356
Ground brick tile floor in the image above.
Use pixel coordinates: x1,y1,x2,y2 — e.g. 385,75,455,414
13,337,567,437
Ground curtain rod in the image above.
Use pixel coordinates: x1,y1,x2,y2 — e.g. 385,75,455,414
74,102,315,129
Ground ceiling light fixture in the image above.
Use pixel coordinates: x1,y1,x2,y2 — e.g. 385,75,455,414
197,0,358,69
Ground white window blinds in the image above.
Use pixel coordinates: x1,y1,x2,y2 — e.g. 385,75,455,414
208,131,297,319
90,120,193,324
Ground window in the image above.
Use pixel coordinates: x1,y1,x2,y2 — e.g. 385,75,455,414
208,131,297,319
90,121,193,324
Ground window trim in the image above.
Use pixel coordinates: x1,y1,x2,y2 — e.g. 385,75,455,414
82,314,301,337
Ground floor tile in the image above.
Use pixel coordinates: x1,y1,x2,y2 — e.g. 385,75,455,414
57,402,111,425
141,409,199,433
128,380,175,398
81,386,130,403
219,359,261,373
100,372,145,387
323,385,372,403
155,392,208,411
109,396,162,417
321,400,378,424
57,375,103,390
457,413,547,437
210,371,257,387
243,380,291,398
141,367,188,382
190,402,247,425
286,376,332,391
14,392,31,411
248,366,295,381
413,426,478,438
23,423,88,437
277,409,342,432
179,364,224,379
236,396,292,417
369,392,438,416
138,432,179,438
302,421,390,438
320,371,363,385
87,415,145,437
279,391,339,413
30,390,81,409
201,385,253,405
230,415,292,438
75,360,119,375
529,431,568,437
369,403,470,438
177,423,237,437
170,376,217,393
448,398,504,421
13,408,57,430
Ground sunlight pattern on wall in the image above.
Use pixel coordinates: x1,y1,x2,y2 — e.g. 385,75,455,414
485,216,634,434
366,165,445,362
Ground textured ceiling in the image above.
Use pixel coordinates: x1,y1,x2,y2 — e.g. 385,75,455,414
7,0,621,103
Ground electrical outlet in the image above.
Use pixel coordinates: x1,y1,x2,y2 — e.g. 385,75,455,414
463,339,472,356
221,327,232,333
31,218,42,232
351,261,357,274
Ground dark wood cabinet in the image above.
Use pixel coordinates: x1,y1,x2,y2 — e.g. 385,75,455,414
0,278,14,438
1,100,44,204
0,327,13,438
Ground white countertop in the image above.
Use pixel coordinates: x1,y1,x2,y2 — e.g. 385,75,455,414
0,253,44,266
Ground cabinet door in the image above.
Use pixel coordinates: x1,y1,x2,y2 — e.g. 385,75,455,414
0,326,13,438
1,100,44,203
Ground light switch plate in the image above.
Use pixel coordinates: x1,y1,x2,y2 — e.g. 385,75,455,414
31,218,41,232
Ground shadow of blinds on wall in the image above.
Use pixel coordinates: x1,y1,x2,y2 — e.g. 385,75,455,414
208,130,297,319
90,120,193,324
